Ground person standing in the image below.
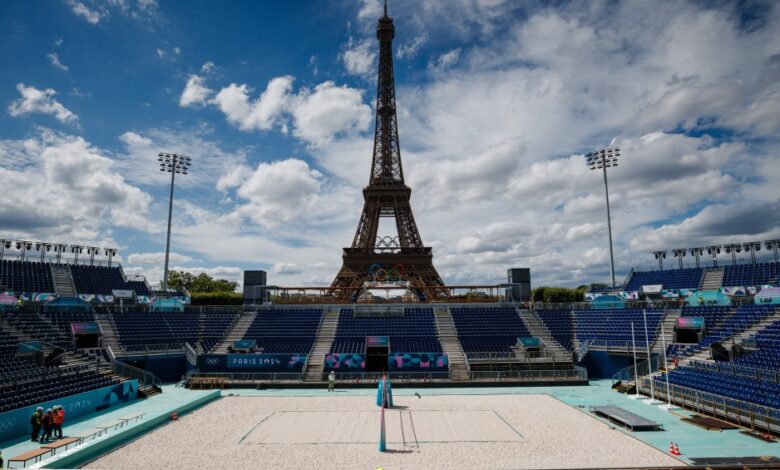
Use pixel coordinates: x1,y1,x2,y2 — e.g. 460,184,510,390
53,405,64,439
328,371,336,392
41,409,53,443
30,407,43,442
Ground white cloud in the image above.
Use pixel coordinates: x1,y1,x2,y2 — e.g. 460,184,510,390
200,61,215,73
207,77,371,147
212,76,294,132
47,52,69,71
234,158,323,227
341,39,376,77
8,84,78,124
127,252,194,265
289,81,372,146
0,129,155,242
396,34,427,59
431,48,460,70
179,75,213,107
273,262,302,275
65,0,102,24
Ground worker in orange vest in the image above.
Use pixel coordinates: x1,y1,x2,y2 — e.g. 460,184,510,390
53,405,65,439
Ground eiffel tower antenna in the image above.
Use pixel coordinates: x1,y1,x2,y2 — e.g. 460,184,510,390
331,2,445,299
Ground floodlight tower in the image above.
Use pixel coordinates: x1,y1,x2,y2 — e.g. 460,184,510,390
653,250,667,271
71,245,84,264
724,243,742,266
586,147,620,287
690,247,704,268
706,245,721,267
53,244,67,264
86,246,100,266
766,239,780,263
158,152,191,293
35,242,52,263
105,248,117,267
743,241,761,264
0,239,12,261
16,240,33,261
672,249,686,270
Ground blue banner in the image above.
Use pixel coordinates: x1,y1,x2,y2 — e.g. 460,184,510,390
0,380,138,442
18,341,42,354
232,339,257,350
199,354,306,372
518,337,541,348
388,353,448,371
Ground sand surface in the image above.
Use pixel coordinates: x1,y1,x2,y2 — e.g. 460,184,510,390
86,393,683,469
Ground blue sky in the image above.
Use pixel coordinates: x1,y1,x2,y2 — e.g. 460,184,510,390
1,0,779,289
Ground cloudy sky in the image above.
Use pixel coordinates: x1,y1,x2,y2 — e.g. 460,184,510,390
1,0,779,289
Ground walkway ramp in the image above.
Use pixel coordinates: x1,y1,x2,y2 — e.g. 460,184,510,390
590,405,663,431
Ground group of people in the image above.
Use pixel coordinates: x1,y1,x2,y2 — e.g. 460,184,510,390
29,406,65,443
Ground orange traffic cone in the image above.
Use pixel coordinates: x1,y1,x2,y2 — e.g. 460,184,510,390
171,412,178,421
672,443,681,456
668,442,675,454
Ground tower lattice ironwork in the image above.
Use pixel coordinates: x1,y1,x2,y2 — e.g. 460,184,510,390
331,3,445,297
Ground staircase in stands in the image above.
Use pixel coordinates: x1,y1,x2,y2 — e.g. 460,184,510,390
213,312,257,354
303,308,340,381
699,267,724,290
434,307,470,381
517,308,572,362
95,313,123,354
50,264,77,297
730,308,780,346
651,310,680,355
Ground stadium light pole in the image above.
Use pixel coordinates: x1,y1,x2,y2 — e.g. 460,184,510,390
690,247,704,268
766,240,780,263
158,152,191,293
653,250,667,271
586,147,620,287
0,239,12,262
706,245,721,267
672,249,686,270
743,241,761,265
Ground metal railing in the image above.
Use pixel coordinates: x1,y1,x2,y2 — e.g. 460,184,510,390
107,345,162,389
689,360,780,384
184,342,198,367
611,354,665,387
470,366,587,382
638,376,780,433
123,343,185,355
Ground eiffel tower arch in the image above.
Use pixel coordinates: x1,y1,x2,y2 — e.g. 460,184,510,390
331,3,445,298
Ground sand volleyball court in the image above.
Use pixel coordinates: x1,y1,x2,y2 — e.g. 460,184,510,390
86,393,683,469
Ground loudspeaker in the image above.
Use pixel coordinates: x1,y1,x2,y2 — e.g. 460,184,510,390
507,268,531,302
243,270,268,305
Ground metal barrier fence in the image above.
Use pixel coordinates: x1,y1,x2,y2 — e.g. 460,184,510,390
638,377,780,433
612,354,665,387
123,343,185,355
470,366,588,382
107,345,161,389
689,360,780,384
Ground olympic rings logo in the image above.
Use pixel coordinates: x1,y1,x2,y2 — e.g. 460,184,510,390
368,263,406,281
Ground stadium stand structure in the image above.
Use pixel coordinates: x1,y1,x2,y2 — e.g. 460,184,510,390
110,310,240,354
330,307,442,354
232,308,323,354
722,261,779,287
536,310,575,351
1,259,152,298
625,267,703,291
0,260,54,293
450,306,530,353
574,308,665,349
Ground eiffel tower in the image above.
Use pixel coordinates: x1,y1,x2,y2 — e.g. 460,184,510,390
331,2,445,297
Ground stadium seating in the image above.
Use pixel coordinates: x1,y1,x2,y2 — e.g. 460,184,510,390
625,267,703,291
536,310,574,351
0,260,55,293
4,311,73,349
450,306,530,353
698,305,775,348
71,265,132,295
331,307,441,354
655,364,780,410
126,280,152,296
574,308,664,348
732,318,780,370
722,261,779,287
112,312,198,346
240,308,323,354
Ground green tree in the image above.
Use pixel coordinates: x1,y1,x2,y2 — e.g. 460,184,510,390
166,270,239,293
